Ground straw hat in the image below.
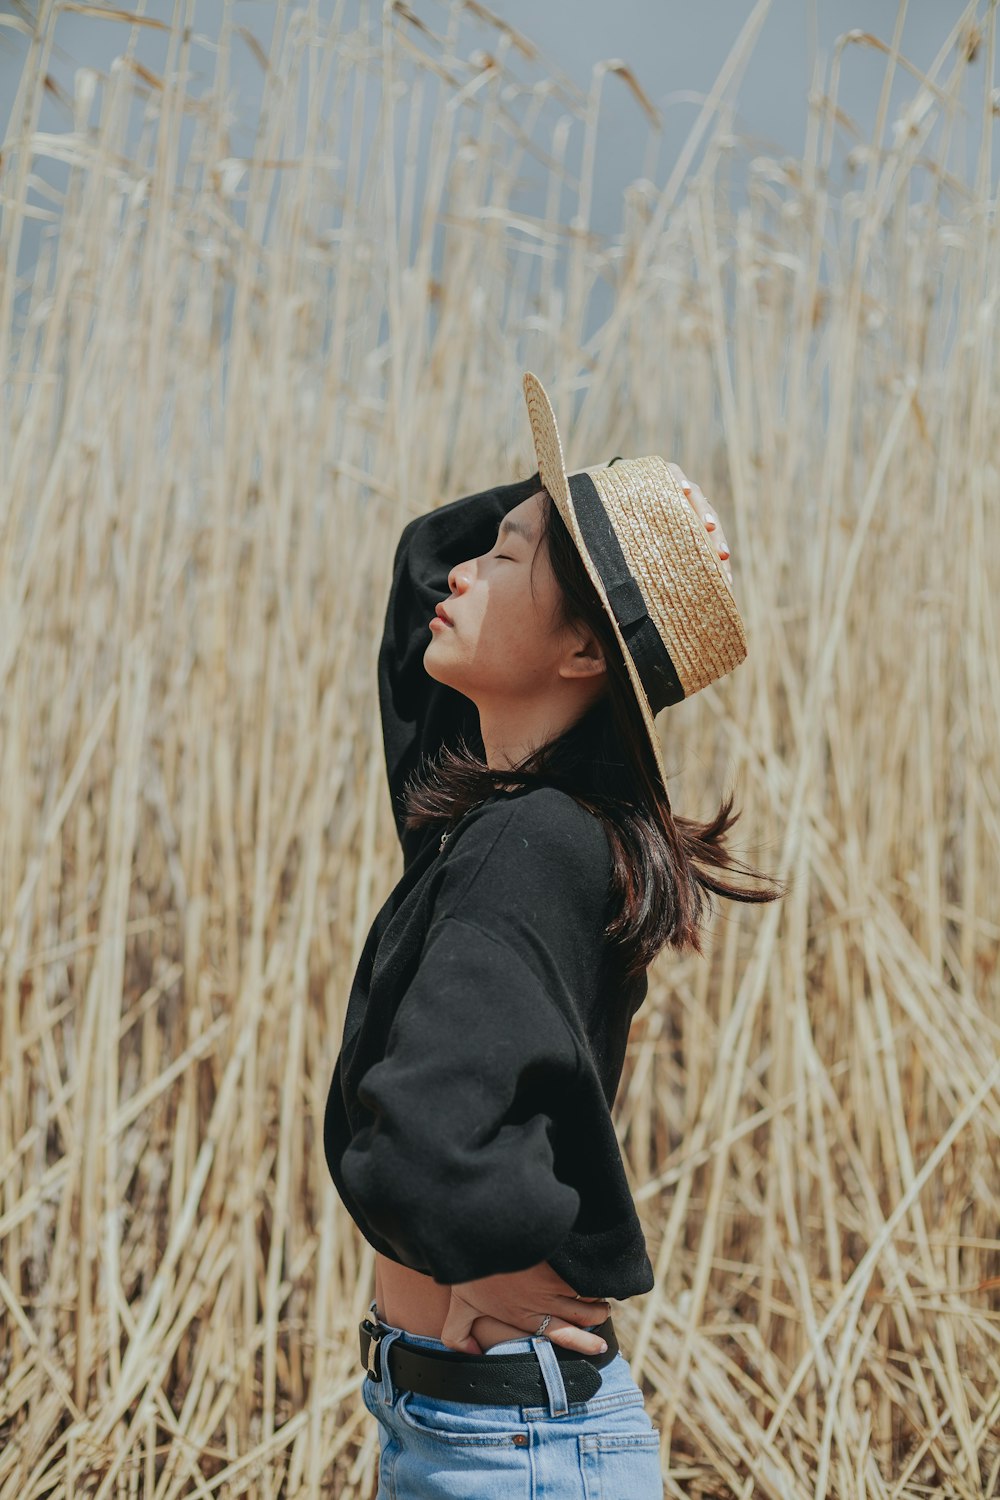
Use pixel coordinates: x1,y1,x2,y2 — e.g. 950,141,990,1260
521,371,748,796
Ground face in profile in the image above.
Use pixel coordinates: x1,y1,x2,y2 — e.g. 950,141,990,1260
424,490,605,713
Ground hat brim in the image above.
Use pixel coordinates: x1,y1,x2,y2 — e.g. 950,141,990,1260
521,370,674,800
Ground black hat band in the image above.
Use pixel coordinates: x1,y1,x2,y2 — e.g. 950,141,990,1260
567,470,685,713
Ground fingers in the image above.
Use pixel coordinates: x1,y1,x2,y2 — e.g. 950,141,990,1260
538,1294,611,1356
439,1298,482,1355
445,1271,612,1359
462,1311,608,1356
550,1294,611,1326
665,462,734,587
542,1319,609,1356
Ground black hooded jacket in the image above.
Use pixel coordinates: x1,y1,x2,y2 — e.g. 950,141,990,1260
322,469,656,1298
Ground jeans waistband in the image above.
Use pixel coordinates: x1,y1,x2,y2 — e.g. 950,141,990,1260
363,1298,610,1417
367,1298,605,1352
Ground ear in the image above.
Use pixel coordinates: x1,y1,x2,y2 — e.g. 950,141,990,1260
559,630,607,680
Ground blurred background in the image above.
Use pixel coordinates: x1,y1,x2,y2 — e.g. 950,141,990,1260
3,0,996,351
1,2,998,1496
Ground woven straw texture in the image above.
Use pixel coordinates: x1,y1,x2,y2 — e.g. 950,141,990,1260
521,371,748,793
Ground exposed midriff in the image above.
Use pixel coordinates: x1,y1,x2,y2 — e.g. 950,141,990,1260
373,1251,613,1354
374,1251,452,1338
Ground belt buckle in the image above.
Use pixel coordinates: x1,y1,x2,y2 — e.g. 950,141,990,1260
361,1317,383,1381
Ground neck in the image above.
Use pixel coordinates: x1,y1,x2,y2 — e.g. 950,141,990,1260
477,691,600,774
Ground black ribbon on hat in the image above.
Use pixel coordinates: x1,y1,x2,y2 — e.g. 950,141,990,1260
567,470,685,713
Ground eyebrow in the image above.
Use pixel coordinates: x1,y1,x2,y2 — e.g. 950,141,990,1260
497,516,536,545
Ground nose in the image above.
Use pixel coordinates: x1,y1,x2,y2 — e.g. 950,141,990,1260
446,556,474,595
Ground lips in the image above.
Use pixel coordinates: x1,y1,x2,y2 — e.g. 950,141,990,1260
434,603,454,626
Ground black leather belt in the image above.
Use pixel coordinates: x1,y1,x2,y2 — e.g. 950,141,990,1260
359,1313,618,1405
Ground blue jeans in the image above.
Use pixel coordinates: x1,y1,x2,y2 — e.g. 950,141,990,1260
360,1299,662,1498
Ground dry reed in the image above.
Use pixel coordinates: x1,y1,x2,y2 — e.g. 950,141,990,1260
0,0,998,1495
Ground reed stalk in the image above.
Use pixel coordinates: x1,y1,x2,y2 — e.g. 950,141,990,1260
0,1,997,1494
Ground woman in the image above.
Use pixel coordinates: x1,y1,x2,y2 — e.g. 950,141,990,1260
323,372,786,1498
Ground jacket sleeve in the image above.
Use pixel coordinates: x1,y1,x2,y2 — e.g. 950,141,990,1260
338,792,612,1284
376,470,543,869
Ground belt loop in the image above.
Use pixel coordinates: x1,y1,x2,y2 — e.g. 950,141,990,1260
530,1336,570,1417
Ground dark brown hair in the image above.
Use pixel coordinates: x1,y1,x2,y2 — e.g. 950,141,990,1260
402,487,789,980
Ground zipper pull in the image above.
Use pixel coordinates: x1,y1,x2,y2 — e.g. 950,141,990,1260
439,796,491,853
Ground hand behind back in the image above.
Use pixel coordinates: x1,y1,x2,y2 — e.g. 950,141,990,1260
440,1260,611,1356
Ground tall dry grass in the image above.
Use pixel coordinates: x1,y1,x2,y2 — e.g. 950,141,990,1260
1,0,998,1494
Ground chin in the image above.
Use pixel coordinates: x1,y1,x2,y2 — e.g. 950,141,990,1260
422,645,455,686
423,645,476,699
